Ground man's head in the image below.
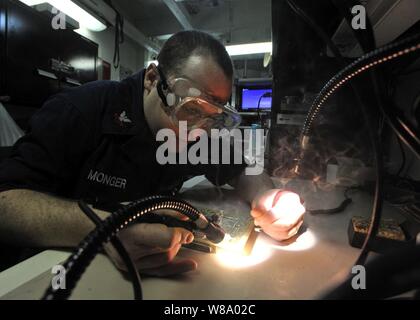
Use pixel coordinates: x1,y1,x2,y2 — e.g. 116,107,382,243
157,30,233,89
143,31,235,139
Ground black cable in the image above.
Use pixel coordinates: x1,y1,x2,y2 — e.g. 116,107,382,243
396,133,406,177
105,0,124,69
256,92,271,127
286,0,383,266
294,34,420,265
307,186,359,215
334,2,418,263
384,104,420,159
344,186,361,199
257,95,264,127
42,196,207,300
301,34,420,138
78,200,143,300
334,1,418,262
413,93,420,126
320,2,419,264
381,59,420,159
334,1,384,265
334,1,420,158
115,14,124,69
307,198,352,215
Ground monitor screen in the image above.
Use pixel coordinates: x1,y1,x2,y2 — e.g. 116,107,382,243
241,88,272,111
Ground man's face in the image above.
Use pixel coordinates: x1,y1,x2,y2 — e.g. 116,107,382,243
179,55,232,107
144,55,233,142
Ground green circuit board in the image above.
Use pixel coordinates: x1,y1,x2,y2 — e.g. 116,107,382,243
199,207,253,239
188,207,257,255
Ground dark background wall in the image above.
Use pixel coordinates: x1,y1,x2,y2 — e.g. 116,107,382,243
269,0,376,181
0,0,98,130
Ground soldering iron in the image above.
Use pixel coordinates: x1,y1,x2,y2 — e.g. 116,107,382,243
42,196,225,300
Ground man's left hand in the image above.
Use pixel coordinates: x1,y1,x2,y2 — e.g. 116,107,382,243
251,189,305,241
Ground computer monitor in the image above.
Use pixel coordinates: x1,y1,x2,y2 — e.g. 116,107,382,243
239,87,272,111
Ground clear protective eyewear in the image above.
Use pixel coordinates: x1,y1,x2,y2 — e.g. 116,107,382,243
156,67,241,132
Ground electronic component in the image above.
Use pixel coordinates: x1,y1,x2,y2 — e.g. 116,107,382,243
348,216,416,254
188,207,257,256
44,196,226,300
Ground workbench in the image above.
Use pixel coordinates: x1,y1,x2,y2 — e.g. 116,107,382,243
0,176,406,300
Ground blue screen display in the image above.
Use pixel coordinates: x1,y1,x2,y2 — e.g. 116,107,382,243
241,88,272,110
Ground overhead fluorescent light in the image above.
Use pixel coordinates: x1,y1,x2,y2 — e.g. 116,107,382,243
225,42,272,56
146,60,159,67
19,0,45,5
19,0,107,32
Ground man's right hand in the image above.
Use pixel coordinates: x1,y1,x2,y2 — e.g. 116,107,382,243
104,222,197,277
0,190,197,277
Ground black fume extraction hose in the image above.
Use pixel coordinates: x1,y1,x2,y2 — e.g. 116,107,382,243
287,0,419,267
286,0,384,267
294,31,420,266
78,201,143,300
332,0,420,160
42,196,204,300
300,33,420,140
299,33,420,266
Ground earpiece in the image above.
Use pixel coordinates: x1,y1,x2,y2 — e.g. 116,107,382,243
155,66,179,108
166,93,176,107
156,80,169,107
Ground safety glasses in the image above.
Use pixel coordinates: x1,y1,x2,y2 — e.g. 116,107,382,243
155,66,241,132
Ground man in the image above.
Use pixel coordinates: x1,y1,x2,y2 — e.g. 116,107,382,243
0,31,305,276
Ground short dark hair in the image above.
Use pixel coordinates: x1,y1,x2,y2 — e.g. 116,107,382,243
157,30,233,80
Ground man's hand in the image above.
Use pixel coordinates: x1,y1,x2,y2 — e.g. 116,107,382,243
104,211,197,277
251,189,305,241
0,190,195,276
